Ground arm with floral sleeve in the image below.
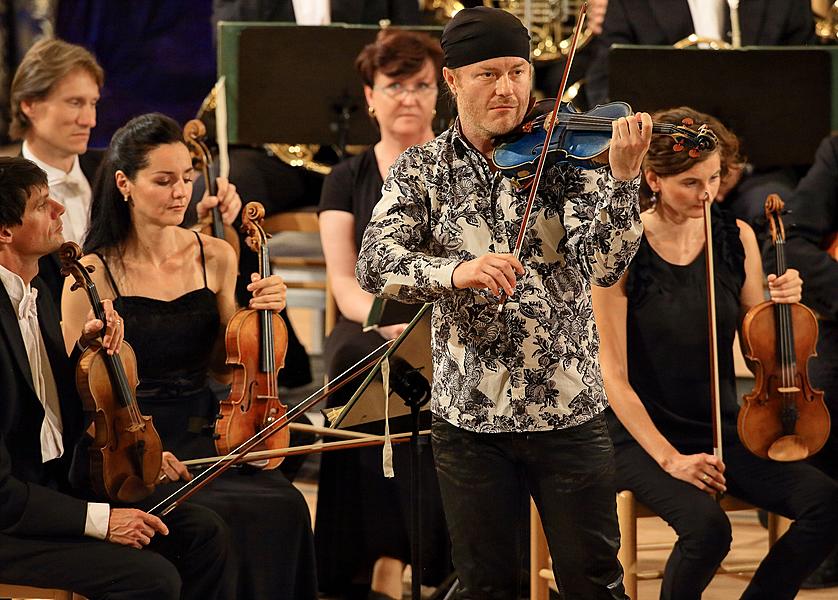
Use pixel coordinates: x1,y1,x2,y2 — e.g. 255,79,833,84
560,165,643,286
356,148,462,303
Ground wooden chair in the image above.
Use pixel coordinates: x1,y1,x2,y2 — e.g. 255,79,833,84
263,207,337,342
530,492,791,600
0,583,75,600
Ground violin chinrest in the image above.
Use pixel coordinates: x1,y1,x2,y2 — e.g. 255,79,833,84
767,434,810,462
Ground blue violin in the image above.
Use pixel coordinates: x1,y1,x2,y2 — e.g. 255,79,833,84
491,99,718,187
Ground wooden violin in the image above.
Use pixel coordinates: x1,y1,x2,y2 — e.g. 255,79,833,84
59,241,163,502
215,202,289,469
491,99,718,187
183,119,241,257
738,195,831,461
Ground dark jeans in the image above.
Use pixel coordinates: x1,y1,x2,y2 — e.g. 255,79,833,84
431,414,626,600
615,440,838,600
0,502,233,600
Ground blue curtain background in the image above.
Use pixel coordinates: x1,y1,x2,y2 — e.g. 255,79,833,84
56,0,216,148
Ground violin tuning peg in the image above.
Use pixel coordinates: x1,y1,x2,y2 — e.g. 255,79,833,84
682,117,695,126
672,143,685,152
689,149,700,158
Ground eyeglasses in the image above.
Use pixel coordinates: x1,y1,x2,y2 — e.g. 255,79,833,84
373,82,437,100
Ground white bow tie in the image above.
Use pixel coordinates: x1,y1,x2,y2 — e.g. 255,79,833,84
19,287,38,321
54,172,84,192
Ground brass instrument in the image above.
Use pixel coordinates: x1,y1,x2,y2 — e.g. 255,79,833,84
673,34,732,50
424,0,593,62
813,0,838,43
196,86,333,175
264,143,332,175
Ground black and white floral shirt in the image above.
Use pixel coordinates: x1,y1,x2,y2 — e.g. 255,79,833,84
356,124,642,433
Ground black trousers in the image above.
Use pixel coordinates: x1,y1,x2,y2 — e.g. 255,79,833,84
0,502,232,600
431,414,627,600
615,440,838,600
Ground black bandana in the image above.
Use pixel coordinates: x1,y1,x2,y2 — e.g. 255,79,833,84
440,6,530,69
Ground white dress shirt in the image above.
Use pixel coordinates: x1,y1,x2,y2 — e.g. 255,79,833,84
0,265,109,539
292,0,330,24
687,0,727,41
22,141,93,246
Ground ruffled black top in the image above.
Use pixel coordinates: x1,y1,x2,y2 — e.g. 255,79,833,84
607,204,746,452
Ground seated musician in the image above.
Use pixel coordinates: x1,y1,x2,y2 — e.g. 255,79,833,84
775,134,838,589
60,113,318,600
316,29,451,600
0,156,231,599
10,38,240,308
591,107,838,600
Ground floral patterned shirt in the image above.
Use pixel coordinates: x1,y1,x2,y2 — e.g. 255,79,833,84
356,124,642,433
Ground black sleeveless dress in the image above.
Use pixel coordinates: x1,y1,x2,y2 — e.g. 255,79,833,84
98,234,317,600
606,204,746,452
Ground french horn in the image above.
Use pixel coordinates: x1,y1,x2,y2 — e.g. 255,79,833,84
423,0,593,62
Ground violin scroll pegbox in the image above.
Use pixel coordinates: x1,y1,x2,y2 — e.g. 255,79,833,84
59,241,96,295
764,194,787,249
670,121,717,159
240,201,269,255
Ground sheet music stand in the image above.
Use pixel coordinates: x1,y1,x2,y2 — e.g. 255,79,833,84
330,303,433,600
217,22,451,152
608,46,832,169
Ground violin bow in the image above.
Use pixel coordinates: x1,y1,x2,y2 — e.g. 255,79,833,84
149,340,393,516
499,2,588,311
702,202,724,471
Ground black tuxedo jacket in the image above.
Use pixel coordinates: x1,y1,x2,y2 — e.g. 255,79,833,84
586,0,816,106
212,0,420,25
36,149,105,312
0,277,89,537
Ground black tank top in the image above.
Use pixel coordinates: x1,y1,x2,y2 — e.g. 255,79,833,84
96,233,221,457
606,205,746,452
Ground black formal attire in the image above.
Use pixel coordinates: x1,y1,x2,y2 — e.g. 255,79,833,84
0,275,231,600
775,134,838,588
315,148,451,597
607,206,838,600
586,0,816,108
212,0,420,24
95,235,318,600
34,149,104,310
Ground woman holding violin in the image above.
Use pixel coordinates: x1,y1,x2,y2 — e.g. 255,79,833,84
592,106,838,600
60,113,317,600
316,29,451,600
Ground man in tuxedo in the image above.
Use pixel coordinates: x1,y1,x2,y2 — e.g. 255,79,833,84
585,0,816,108
212,0,420,25
0,157,232,599
10,38,240,308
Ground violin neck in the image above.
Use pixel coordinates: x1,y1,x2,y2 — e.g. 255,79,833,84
259,242,275,376
204,162,226,240
772,239,797,371
87,284,135,408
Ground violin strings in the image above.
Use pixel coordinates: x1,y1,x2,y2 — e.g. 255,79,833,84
149,339,393,515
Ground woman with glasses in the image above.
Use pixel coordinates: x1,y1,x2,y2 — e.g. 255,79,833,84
316,29,451,600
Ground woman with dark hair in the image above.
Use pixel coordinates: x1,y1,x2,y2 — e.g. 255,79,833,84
592,106,838,600
61,112,317,600
316,29,451,600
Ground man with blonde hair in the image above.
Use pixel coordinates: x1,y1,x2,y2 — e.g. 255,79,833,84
11,38,239,307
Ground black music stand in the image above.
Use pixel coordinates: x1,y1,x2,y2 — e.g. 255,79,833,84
608,46,832,169
229,23,451,155
330,304,434,600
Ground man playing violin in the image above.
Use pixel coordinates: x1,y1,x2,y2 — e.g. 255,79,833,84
356,7,651,598
0,157,232,599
